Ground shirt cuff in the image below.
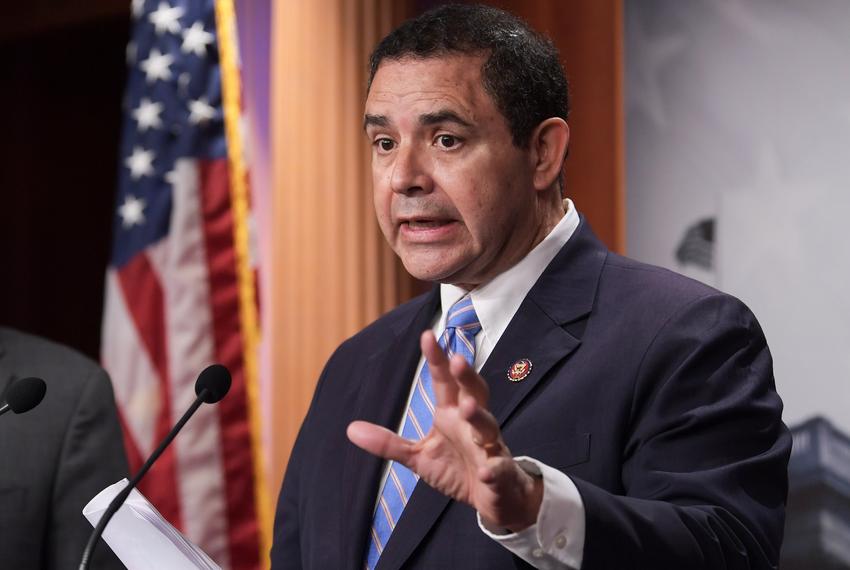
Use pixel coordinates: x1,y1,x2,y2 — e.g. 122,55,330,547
477,456,585,570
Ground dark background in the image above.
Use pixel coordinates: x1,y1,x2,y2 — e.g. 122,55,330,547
0,3,130,359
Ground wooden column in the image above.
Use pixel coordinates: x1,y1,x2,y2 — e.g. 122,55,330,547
268,0,414,496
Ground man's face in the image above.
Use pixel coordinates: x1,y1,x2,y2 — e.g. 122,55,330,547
365,54,543,289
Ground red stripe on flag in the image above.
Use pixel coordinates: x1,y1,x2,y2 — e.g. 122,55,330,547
116,254,184,530
198,158,261,568
115,406,145,482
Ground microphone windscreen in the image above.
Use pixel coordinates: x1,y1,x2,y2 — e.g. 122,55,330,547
7,377,47,413
195,364,231,403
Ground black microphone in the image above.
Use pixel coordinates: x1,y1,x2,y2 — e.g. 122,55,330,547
78,364,231,569
0,376,47,417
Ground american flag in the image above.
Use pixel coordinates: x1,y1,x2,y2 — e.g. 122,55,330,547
101,0,264,567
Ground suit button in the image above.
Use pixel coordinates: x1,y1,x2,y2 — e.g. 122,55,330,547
555,535,567,549
532,548,544,559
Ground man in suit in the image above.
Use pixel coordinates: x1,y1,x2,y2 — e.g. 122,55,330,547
0,327,129,569
271,5,790,569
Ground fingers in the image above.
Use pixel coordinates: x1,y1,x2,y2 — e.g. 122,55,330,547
449,352,489,405
347,421,414,465
421,330,458,406
423,328,491,410
460,393,505,457
424,335,501,455
450,356,502,457
476,454,514,485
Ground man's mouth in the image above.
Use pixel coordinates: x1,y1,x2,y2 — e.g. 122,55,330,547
398,217,458,241
404,219,452,229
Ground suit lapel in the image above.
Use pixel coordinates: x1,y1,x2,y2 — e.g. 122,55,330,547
375,218,608,569
484,218,607,426
341,289,440,570
481,299,581,426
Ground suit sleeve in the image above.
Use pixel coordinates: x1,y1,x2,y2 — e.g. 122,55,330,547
270,411,308,568
271,352,336,569
48,366,129,570
575,293,790,569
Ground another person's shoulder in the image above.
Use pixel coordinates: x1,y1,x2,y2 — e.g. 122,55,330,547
0,326,109,389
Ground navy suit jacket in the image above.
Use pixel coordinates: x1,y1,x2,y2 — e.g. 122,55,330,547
271,219,790,569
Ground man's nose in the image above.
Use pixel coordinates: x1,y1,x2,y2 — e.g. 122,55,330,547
390,144,432,195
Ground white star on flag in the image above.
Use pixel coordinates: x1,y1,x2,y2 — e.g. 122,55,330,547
164,168,178,186
132,98,164,131
178,72,191,97
126,41,137,65
118,194,147,228
131,0,146,19
125,146,156,179
188,98,217,124
139,48,174,83
182,22,214,56
149,2,185,35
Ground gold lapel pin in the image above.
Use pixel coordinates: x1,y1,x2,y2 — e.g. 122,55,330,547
507,358,532,382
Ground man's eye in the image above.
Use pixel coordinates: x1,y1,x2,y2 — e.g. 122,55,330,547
376,138,395,152
436,134,458,149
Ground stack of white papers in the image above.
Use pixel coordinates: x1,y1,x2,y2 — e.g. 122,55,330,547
83,479,221,570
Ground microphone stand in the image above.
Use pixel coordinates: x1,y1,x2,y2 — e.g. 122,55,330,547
77,388,210,570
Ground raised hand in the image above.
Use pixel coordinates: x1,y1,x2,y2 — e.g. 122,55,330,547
347,330,543,532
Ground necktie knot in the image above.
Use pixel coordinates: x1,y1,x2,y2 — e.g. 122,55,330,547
445,295,481,337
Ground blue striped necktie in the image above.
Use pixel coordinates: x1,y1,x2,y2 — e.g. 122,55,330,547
365,295,481,569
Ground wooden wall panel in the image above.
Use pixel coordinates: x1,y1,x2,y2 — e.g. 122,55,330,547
475,0,625,252
268,0,413,495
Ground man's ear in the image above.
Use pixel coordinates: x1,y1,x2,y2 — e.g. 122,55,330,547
530,118,570,192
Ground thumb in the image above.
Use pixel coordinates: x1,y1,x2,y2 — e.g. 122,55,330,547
347,421,414,465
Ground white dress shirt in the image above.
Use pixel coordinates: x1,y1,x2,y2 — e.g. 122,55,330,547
378,199,586,569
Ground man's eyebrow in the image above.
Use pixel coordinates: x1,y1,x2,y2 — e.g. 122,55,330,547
363,114,389,131
420,110,472,128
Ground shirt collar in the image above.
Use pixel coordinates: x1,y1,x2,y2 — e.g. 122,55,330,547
439,199,580,343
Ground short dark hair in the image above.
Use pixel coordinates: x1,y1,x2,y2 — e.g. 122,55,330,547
368,3,569,148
